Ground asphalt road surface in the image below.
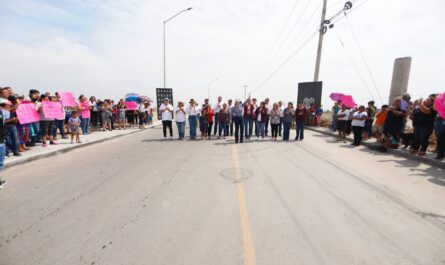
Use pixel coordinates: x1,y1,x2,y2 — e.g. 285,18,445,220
1,127,445,265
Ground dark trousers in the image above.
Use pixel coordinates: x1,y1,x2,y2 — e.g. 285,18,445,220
53,119,65,138
234,117,244,143
411,126,433,152
437,125,445,158
91,111,98,127
296,121,304,140
271,124,279,138
230,120,234,136
353,126,364,146
283,121,291,141
278,117,283,136
208,122,214,137
162,120,173,137
213,115,219,135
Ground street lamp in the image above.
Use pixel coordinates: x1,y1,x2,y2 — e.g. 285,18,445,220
163,7,193,88
207,78,218,99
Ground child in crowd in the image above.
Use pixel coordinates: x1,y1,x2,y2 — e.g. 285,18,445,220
68,111,81,144
373,105,388,140
200,105,209,140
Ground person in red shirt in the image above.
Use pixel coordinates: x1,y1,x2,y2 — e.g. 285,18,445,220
295,103,307,141
206,105,214,140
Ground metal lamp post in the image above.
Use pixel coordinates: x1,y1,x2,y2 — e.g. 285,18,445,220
163,7,193,88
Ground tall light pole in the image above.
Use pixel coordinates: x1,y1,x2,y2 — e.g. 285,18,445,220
313,0,327,82
163,7,193,88
207,78,218,99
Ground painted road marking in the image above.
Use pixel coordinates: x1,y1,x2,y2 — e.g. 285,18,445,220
232,145,256,265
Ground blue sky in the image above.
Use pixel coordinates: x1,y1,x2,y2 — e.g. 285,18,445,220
1,0,444,107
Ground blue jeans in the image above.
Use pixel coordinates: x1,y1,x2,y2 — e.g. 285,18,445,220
332,115,338,131
30,121,40,144
5,125,19,154
81,118,90,134
283,121,291,141
0,144,5,171
244,117,253,138
188,116,198,139
176,121,186,139
53,119,65,138
256,121,265,138
296,120,304,140
411,126,433,152
218,121,228,136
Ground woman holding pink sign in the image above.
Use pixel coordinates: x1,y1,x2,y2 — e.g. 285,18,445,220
78,95,90,135
37,95,57,147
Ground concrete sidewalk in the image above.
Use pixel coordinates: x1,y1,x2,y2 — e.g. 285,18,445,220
306,126,445,169
4,121,161,169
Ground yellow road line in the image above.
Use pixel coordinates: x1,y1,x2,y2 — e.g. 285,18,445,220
232,145,256,265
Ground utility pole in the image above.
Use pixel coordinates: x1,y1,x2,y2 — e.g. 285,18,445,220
243,85,248,101
314,0,328,82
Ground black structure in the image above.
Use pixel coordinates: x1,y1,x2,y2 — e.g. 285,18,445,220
297,82,323,106
156,88,174,120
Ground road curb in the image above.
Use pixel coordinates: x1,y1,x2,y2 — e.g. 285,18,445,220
4,124,162,169
306,127,445,170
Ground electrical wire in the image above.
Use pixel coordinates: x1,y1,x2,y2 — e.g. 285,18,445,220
333,28,375,99
344,12,384,104
249,0,315,86
249,0,304,84
251,30,319,93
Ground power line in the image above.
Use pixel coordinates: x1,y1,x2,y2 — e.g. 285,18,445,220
344,12,384,104
257,1,322,86
249,0,304,84
333,28,375,99
251,30,319,93
249,0,314,86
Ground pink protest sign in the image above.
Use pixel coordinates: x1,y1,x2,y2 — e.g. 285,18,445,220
124,101,137,110
16,103,40,124
79,101,90,118
434,92,445,119
340,95,356,108
60,92,77,107
42,101,64,119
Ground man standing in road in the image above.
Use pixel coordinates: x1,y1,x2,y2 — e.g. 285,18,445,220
0,98,10,189
213,96,222,136
264,98,271,136
159,98,174,140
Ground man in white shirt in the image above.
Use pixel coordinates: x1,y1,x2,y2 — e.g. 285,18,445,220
159,98,174,139
213,96,223,135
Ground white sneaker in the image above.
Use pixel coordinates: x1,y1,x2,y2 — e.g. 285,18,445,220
0,180,7,189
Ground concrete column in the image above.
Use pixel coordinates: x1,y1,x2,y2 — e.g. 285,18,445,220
388,57,412,104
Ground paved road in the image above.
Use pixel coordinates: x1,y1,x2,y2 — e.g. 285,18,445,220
1,127,445,265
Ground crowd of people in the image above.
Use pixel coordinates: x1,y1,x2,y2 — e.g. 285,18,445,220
1,87,444,189
0,87,155,189
331,93,445,160
157,96,316,143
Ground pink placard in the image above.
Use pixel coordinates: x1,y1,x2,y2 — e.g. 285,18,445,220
79,101,90,118
16,103,40,124
124,101,137,110
60,92,77,107
42,101,64,119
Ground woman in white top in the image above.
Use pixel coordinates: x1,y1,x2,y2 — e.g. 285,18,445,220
351,105,368,146
337,104,350,142
186,99,200,140
159,98,174,139
175,101,187,140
